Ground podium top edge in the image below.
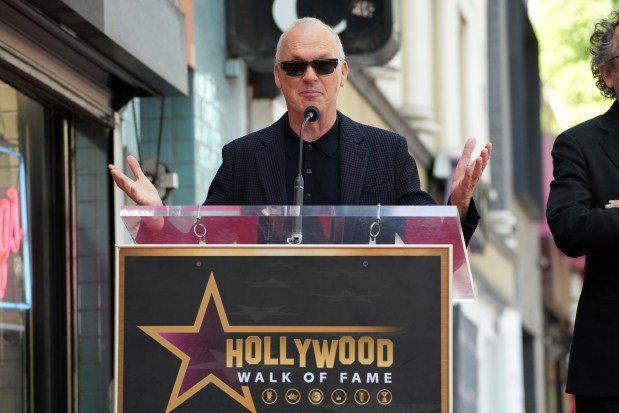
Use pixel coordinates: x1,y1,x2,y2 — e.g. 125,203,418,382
119,205,459,218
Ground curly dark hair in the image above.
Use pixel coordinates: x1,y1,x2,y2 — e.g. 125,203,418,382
590,11,619,99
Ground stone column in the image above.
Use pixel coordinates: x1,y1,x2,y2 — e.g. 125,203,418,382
400,0,440,151
436,0,462,155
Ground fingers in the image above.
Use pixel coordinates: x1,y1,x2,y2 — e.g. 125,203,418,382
481,143,492,171
457,138,488,169
460,157,482,197
126,155,144,180
453,155,483,203
451,140,491,210
469,156,483,187
108,164,134,192
109,158,164,206
606,199,619,208
453,138,476,178
467,141,492,179
460,138,476,161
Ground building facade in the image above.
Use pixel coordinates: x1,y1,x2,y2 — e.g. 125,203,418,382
0,0,187,411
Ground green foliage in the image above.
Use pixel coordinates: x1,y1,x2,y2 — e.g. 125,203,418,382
531,0,616,131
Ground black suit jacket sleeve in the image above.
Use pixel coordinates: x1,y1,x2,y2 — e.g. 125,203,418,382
547,131,619,257
459,198,480,246
393,137,437,205
204,143,234,205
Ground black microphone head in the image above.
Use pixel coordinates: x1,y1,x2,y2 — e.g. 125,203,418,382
304,106,320,122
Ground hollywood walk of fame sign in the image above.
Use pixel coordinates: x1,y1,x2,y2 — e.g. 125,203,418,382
115,246,451,412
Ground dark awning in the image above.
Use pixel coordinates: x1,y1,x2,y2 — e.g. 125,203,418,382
0,0,187,124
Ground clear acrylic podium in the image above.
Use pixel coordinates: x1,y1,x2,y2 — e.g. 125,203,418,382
116,205,474,413
120,205,474,300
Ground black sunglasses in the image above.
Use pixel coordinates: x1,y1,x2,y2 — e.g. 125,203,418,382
279,58,340,76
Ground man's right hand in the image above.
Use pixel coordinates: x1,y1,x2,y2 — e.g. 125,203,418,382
606,200,619,209
108,155,163,206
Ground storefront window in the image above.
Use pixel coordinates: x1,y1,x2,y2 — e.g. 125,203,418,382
0,81,34,412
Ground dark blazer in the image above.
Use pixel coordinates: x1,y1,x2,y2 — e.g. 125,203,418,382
204,112,478,243
547,101,619,396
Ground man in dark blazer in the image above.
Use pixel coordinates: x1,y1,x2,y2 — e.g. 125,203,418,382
546,11,619,412
109,17,491,244
202,110,483,242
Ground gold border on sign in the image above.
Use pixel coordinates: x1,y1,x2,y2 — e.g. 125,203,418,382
116,247,125,411
115,245,452,413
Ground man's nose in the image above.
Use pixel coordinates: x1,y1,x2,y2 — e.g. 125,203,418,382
302,64,319,82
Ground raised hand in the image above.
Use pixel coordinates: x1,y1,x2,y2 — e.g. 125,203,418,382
606,200,619,209
450,138,492,217
108,155,163,206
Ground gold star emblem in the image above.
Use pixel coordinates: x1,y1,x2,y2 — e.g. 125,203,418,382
139,273,256,412
139,273,400,412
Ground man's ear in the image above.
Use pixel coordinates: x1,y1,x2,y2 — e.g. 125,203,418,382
339,60,349,87
274,65,282,89
600,63,615,89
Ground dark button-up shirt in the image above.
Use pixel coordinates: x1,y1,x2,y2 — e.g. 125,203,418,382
284,115,341,205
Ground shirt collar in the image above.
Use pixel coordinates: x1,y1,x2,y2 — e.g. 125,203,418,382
284,113,340,157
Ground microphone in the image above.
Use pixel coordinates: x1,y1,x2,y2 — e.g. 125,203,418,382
289,106,321,244
304,106,320,123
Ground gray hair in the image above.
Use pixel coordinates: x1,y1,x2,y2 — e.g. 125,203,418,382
590,11,619,98
275,17,346,61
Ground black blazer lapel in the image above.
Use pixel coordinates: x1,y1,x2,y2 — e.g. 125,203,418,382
598,101,619,172
339,114,368,204
255,116,287,205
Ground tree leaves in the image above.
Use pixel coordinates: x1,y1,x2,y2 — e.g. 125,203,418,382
531,0,614,131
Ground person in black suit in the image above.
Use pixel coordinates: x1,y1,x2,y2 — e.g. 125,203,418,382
546,11,619,412
109,17,491,242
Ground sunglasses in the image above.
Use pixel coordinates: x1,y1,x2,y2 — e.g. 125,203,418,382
279,58,340,76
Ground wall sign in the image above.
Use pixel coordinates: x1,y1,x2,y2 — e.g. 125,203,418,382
0,146,31,310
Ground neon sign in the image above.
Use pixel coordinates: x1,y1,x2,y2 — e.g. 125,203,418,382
0,144,30,310
0,187,23,299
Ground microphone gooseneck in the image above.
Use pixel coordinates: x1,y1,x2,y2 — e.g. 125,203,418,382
289,106,322,245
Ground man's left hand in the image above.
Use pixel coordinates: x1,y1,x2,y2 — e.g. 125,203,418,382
450,138,492,218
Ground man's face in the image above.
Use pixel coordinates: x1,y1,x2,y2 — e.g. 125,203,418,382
274,24,348,119
601,26,619,97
